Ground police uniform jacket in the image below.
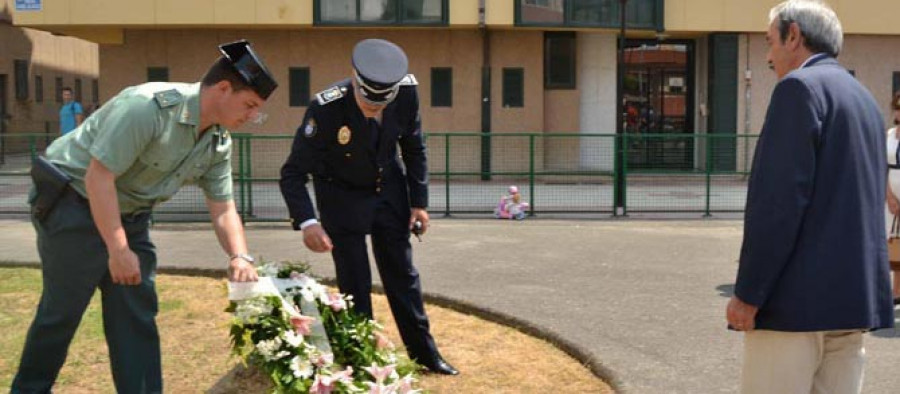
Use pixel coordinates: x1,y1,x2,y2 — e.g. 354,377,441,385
280,77,427,234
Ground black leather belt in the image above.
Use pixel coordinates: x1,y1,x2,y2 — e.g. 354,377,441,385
60,186,150,222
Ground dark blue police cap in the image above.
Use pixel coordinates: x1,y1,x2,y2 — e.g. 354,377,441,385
352,39,408,105
218,40,278,100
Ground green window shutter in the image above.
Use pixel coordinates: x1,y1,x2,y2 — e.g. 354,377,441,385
545,32,576,89
14,59,29,100
147,67,169,82
34,75,43,103
74,79,83,102
708,34,738,172
92,79,99,104
502,68,524,108
55,77,63,103
893,72,900,95
431,67,452,107
289,67,310,107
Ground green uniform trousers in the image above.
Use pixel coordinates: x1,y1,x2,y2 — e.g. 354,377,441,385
12,189,162,394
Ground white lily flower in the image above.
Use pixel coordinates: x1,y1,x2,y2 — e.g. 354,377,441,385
256,337,290,361
283,329,305,348
290,356,314,378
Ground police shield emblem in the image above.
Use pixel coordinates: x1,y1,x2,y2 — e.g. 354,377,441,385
304,119,317,138
338,126,352,145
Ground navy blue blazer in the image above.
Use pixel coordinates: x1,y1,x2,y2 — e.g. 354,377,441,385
279,78,428,235
735,56,894,331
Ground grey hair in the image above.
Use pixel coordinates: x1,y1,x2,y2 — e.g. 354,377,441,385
768,0,843,57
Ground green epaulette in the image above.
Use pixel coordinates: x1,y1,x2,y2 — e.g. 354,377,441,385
153,89,183,108
315,85,348,106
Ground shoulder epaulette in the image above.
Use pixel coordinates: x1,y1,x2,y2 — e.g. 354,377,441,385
153,89,183,108
399,74,418,86
315,86,348,105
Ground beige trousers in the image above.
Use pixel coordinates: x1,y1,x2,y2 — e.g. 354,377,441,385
741,330,865,394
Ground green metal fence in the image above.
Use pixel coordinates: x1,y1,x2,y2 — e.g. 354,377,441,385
0,132,757,221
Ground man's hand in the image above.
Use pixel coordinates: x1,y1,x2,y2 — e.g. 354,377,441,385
409,208,429,235
228,257,258,282
726,296,759,332
303,224,333,253
109,246,142,285
889,194,900,216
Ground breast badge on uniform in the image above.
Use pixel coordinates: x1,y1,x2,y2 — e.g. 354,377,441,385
338,126,352,145
304,118,317,138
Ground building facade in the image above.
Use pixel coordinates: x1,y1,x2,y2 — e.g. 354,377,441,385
11,0,900,176
1,0,97,147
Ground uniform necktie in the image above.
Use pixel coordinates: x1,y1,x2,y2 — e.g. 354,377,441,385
368,118,381,151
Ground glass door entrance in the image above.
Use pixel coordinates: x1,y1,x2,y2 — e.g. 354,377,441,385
623,40,695,170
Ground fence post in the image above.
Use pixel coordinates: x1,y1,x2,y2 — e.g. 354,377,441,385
621,133,628,216
29,134,37,162
444,134,450,217
237,135,246,222
704,134,712,217
528,134,535,216
245,137,254,217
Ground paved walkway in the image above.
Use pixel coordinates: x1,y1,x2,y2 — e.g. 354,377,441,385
2,218,899,393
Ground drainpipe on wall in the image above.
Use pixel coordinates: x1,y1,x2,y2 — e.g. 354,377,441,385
743,34,752,175
479,0,492,181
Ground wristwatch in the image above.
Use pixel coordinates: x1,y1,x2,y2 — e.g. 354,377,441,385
228,253,255,264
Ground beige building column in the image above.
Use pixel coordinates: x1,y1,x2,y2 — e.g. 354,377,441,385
578,32,616,171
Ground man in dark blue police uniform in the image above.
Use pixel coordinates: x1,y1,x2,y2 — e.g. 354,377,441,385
279,38,457,375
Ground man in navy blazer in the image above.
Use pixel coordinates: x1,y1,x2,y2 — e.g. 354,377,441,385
726,1,893,393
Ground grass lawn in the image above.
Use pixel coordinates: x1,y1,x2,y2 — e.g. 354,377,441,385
0,266,611,393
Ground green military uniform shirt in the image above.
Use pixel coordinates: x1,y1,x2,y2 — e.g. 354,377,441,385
45,82,233,214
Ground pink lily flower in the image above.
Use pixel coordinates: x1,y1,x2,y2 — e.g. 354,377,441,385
365,381,400,394
313,352,334,367
289,314,316,336
324,293,347,312
374,331,394,350
333,366,354,384
363,363,396,384
309,374,335,394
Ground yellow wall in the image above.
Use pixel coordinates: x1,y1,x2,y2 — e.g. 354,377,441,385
14,0,481,28
450,0,480,26
486,0,515,26
14,0,900,35
13,0,314,27
667,0,900,35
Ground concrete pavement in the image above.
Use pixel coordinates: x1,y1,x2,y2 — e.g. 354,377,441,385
2,218,899,393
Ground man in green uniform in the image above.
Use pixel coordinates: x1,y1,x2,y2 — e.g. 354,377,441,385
11,40,277,394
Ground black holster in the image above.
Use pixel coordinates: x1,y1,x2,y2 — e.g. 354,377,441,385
30,156,73,221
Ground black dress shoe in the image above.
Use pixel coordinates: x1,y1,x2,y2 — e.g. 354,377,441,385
421,357,459,375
